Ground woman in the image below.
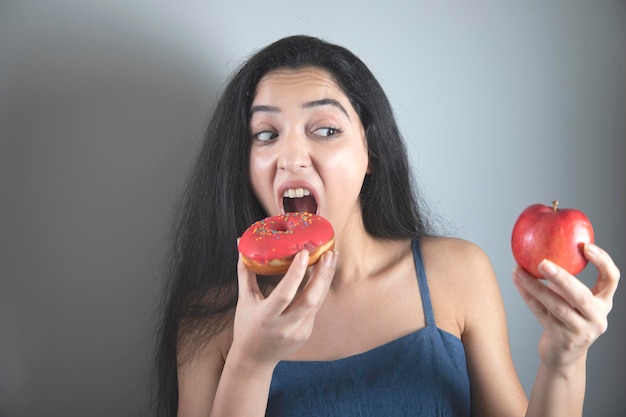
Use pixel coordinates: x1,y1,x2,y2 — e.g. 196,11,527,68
155,35,620,416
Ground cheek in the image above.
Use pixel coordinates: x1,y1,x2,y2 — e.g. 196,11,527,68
249,151,275,200
325,148,369,188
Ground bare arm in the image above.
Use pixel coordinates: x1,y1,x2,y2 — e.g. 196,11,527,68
446,240,529,417
177,250,336,417
513,243,620,417
459,241,619,417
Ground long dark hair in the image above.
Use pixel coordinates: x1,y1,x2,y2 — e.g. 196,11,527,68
153,34,434,416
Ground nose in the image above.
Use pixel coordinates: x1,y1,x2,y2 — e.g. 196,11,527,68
277,132,311,171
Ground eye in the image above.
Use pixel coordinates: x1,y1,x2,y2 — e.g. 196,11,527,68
253,130,278,142
313,127,342,138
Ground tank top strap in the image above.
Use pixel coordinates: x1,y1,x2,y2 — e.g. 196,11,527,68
412,239,435,327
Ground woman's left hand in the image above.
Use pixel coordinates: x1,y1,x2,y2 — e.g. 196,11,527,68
513,243,620,368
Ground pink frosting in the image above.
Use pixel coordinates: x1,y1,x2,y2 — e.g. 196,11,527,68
238,212,334,264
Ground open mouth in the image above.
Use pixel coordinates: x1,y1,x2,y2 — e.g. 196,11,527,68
283,187,318,214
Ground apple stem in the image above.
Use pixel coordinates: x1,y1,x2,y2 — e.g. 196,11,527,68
552,200,559,213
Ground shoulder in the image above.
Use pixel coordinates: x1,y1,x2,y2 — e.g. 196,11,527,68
179,322,233,368
419,237,503,336
420,238,528,414
177,324,233,415
420,236,495,278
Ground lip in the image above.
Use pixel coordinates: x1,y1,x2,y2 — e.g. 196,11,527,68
277,180,320,214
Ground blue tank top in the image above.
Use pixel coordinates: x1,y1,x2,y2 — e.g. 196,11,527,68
266,240,471,416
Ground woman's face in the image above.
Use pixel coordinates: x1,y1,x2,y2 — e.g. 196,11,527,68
248,67,370,237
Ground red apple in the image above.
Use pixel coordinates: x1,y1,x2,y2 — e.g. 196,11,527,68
511,200,594,278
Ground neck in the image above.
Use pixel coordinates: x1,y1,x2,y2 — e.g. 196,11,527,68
331,225,410,290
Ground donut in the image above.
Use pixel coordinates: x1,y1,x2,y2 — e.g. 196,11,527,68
238,212,335,275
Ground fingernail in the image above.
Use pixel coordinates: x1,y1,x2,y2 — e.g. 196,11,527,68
299,250,310,266
539,259,558,277
587,243,600,257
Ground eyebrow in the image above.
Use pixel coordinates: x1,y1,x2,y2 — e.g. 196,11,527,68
250,98,350,119
250,104,280,115
302,99,350,119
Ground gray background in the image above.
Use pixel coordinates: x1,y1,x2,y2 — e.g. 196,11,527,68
1,1,624,416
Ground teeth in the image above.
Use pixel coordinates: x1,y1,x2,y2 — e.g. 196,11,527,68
283,188,311,198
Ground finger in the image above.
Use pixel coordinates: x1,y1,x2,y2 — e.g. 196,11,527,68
237,253,263,301
513,265,584,330
287,251,337,316
537,260,594,323
585,243,620,303
513,266,553,326
267,250,310,312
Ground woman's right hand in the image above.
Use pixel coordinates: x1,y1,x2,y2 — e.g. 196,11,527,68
229,249,337,370
205,251,335,417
